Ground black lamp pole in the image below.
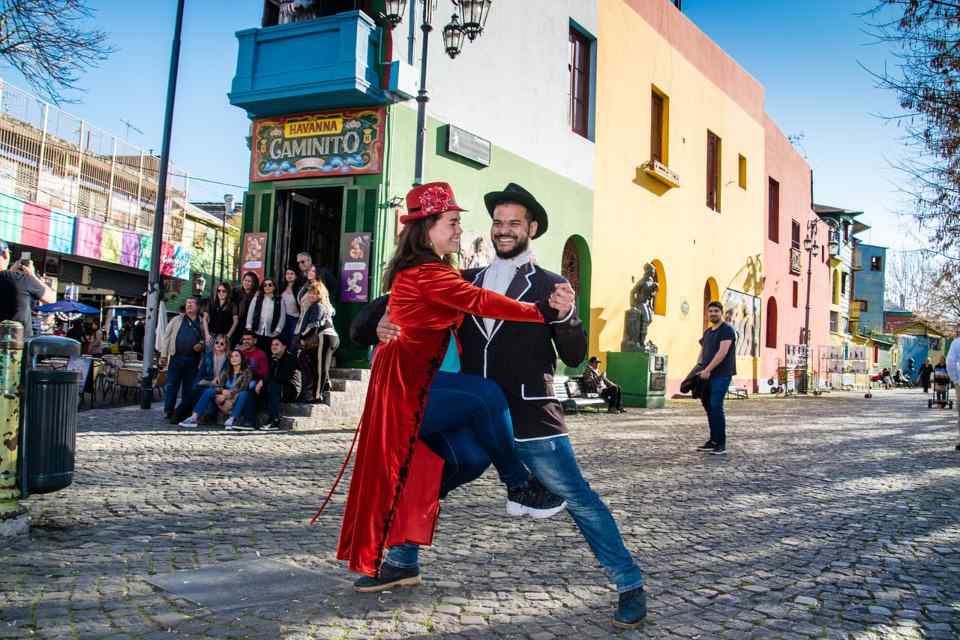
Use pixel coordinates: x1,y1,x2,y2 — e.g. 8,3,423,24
412,1,434,186
140,0,185,409
802,218,819,394
383,1,482,186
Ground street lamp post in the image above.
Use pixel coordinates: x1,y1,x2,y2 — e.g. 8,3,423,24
140,0,186,409
221,193,234,283
382,0,492,185
801,218,820,394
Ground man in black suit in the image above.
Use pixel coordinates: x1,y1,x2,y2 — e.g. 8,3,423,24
372,183,647,628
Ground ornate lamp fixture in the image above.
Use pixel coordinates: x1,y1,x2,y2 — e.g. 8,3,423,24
442,14,465,58
456,0,492,41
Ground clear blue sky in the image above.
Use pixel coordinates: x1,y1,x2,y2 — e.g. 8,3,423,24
0,0,920,249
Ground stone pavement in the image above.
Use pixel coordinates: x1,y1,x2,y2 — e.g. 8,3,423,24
3,389,959,639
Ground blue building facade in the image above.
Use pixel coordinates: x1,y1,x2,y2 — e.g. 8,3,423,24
854,243,886,335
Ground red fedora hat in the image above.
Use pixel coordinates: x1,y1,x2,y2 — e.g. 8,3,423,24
399,181,467,224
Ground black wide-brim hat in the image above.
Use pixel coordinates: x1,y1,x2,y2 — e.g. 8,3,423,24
483,182,548,239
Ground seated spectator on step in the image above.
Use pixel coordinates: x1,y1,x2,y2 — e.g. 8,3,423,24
180,333,230,416
238,330,269,380
263,336,302,431
582,356,625,413
237,329,270,426
179,349,256,430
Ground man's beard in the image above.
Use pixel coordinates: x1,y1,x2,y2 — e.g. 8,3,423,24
494,234,530,259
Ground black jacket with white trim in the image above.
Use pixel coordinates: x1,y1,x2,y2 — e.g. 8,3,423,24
459,262,587,439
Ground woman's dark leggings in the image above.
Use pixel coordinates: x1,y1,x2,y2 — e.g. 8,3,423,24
319,333,340,396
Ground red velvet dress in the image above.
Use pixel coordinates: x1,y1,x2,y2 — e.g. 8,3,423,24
336,261,545,576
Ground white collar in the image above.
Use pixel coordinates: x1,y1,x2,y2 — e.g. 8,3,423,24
489,250,533,272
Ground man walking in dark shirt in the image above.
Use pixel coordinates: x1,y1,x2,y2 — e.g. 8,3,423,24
696,301,736,455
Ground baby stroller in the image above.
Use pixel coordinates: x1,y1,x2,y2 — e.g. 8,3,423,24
928,367,954,409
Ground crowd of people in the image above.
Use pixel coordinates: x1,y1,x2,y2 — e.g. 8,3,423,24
159,253,340,431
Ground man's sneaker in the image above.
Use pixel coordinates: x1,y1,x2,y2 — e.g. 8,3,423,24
613,587,647,629
229,421,255,431
223,417,236,429
711,445,727,455
697,440,717,451
259,420,282,432
178,415,198,428
506,477,566,519
353,563,421,593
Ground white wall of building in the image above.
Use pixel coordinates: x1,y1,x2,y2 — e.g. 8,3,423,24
392,0,597,188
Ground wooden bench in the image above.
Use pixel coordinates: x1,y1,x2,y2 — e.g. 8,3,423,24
727,386,749,399
554,375,608,414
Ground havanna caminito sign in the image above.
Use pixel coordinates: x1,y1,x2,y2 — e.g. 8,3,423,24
250,107,386,182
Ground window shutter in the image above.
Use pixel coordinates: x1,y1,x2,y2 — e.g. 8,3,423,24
768,178,779,243
706,134,716,209
651,93,663,162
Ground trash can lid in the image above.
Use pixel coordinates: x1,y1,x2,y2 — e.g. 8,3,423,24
26,335,81,359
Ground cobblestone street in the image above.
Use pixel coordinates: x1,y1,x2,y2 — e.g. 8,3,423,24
3,390,959,640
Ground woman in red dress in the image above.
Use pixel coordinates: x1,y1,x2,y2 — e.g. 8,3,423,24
327,182,562,578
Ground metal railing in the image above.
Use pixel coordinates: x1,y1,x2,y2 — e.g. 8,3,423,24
0,78,189,242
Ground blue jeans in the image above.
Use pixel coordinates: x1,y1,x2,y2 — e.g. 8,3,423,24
701,375,731,447
266,380,297,421
384,371,530,569
192,386,250,419
514,435,644,593
281,314,298,347
164,355,198,417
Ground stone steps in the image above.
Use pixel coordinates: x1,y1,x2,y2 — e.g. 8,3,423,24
279,367,369,430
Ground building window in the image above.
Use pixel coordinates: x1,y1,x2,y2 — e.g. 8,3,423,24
706,130,721,212
858,299,869,312
651,88,668,163
738,155,747,189
842,221,850,241
765,297,778,349
791,220,801,250
830,310,839,333
568,26,593,139
870,255,882,271
841,272,848,295
792,281,799,308
768,178,779,243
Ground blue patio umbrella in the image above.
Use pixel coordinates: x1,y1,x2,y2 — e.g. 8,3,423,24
35,300,100,315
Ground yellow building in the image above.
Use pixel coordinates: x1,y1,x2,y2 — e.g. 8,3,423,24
592,0,767,393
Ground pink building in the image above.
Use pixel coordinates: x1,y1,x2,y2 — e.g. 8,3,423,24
762,117,831,388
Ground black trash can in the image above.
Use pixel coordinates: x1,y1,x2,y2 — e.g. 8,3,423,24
18,336,81,498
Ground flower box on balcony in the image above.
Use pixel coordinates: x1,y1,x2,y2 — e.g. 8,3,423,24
229,11,388,119
640,159,680,189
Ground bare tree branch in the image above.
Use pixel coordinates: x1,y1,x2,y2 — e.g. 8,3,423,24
0,0,112,104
